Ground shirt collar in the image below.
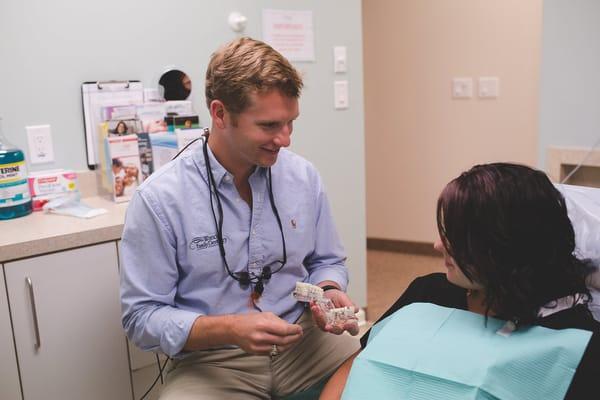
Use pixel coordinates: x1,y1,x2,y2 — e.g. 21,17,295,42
192,136,267,187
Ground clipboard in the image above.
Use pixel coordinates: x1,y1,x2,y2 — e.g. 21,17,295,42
81,80,144,168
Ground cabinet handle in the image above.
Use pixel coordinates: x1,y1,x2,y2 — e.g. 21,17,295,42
25,277,41,349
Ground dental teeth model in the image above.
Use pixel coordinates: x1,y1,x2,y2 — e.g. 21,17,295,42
292,282,326,303
292,282,358,326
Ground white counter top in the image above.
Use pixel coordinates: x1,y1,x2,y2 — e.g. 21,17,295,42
0,197,128,263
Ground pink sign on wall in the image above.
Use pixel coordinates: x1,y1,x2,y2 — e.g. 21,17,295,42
262,9,315,62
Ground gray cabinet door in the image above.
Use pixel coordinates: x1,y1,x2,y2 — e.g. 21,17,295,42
5,242,132,400
0,264,22,400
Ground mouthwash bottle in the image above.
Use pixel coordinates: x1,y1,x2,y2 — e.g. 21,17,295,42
0,118,32,219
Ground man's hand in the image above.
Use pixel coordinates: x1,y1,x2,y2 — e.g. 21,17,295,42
230,312,303,355
311,288,359,336
185,312,303,354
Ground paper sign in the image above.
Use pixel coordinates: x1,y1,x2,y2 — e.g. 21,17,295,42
262,9,314,62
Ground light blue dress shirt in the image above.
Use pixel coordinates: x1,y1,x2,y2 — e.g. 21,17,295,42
120,138,348,357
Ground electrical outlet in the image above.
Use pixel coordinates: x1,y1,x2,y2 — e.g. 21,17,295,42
26,125,55,164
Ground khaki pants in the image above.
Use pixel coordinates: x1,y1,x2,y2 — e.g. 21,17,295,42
159,309,360,399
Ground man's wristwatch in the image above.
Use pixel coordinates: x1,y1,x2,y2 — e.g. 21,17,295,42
320,285,340,292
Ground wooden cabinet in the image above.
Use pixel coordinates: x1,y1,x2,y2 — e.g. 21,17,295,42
4,242,132,400
0,265,22,399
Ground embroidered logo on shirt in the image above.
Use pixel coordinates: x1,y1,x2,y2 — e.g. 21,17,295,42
291,219,297,229
189,235,227,250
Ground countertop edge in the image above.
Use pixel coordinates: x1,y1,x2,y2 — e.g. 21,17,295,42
1,196,127,263
1,224,124,263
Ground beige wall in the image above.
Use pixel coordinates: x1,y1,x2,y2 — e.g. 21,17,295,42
364,0,542,242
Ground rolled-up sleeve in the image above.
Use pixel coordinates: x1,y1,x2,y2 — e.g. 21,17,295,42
120,190,200,357
305,173,349,291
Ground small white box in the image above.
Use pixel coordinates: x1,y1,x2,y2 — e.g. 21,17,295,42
28,169,78,211
28,169,78,197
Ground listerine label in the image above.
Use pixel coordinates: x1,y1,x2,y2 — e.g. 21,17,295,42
0,161,31,207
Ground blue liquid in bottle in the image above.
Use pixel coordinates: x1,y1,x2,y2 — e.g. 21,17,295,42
0,118,32,219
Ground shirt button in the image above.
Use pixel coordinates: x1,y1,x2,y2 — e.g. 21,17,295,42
251,229,256,236
224,174,231,182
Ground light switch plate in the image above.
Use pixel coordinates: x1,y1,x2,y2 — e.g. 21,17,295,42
452,77,473,98
334,80,349,109
26,124,55,164
479,76,500,98
333,46,347,73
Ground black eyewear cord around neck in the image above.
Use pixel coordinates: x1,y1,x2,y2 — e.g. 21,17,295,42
202,133,287,298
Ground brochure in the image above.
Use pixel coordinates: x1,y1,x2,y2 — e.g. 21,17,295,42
105,134,141,202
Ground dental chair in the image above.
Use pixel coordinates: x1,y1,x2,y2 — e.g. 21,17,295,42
556,183,600,321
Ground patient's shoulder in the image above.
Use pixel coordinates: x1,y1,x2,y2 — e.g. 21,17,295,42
409,272,454,289
381,273,466,321
360,273,467,348
406,273,466,302
565,332,600,399
539,304,600,333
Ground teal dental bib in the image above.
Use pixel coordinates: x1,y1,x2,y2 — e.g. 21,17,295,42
343,303,591,400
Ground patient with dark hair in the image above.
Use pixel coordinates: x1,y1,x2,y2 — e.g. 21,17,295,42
321,163,599,400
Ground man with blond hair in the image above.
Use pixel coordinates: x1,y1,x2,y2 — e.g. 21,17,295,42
120,37,360,399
